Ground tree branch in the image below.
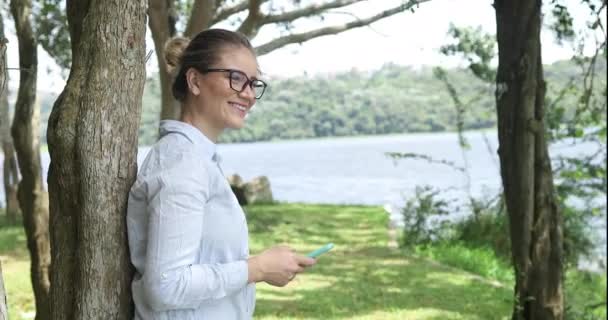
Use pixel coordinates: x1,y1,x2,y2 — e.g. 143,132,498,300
237,0,265,37
66,0,90,55
185,0,215,36
255,0,429,55
263,0,365,25
148,0,173,69
211,0,249,25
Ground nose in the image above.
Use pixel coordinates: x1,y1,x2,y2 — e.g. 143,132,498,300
238,83,256,104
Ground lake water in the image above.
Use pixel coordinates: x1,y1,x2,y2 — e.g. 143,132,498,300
1,130,605,270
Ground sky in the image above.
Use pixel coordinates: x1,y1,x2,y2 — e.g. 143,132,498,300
3,0,604,94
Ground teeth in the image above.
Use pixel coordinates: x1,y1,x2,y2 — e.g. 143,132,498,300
230,103,246,111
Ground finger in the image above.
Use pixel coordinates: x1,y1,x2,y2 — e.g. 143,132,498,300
295,254,317,267
286,260,304,273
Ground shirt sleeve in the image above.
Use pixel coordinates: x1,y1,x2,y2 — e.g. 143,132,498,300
141,162,249,312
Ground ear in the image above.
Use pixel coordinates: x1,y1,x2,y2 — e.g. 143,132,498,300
185,68,201,96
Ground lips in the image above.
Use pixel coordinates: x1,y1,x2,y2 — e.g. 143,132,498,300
229,102,248,118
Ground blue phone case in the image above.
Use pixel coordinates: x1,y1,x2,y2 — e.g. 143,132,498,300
307,243,334,258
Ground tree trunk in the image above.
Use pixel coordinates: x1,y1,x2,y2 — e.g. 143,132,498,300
0,262,7,320
47,1,146,319
10,0,51,319
494,1,564,319
0,25,9,320
0,9,20,223
148,0,180,121
1,89,21,224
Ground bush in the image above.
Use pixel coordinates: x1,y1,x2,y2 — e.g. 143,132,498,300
400,185,453,246
451,193,512,259
564,270,607,320
562,204,599,268
399,185,601,271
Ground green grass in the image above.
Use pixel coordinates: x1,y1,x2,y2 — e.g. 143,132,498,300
13,203,608,319
0,215,33,320
411,242,515,284
245,203,512,319
564,270,607,319
409,236,607,319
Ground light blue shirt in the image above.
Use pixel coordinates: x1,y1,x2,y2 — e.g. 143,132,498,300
127,120,255,320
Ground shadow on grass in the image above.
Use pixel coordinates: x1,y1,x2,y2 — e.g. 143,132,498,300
0,215,27,259
246,204,512,319
246,204,388,249
254,246,512,319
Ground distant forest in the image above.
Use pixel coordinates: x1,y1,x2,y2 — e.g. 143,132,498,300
33,59,605,146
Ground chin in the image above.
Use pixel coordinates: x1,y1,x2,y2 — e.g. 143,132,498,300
227,119,246,129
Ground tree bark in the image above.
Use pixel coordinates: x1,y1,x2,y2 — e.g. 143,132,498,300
47,1,146,319
10,0,51,319
0,7,20,224
1,93,20,223
494,1,564,319
0,262,7,320
0,25,9,320
185,0,215,37
148,0,180,121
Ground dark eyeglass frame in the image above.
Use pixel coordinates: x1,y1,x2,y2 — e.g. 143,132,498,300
202,68,267,99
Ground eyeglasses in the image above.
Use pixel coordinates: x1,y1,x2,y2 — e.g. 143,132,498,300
202,68,267,99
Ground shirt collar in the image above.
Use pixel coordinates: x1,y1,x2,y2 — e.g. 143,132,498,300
159,120,218,161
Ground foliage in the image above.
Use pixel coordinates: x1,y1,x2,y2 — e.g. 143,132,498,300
545,0,607,269
396,190,606,318
33,0,70,71
121,59,596,146
433,8,607,270
399,185,452,246
564,270,607,320
452,200,511,260
440,24,496,82
32,59,602,147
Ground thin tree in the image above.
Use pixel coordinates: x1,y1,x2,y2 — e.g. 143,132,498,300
46,0,146,319
0,262,6,320
0,21,10,320
494,0,564,318
10,0,51,319
0,7,20,223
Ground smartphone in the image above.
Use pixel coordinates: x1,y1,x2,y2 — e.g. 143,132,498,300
307,243,334,258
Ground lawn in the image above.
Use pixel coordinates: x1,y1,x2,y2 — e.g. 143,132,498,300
0,215,33,320
246,204,512,319
2,204,516,319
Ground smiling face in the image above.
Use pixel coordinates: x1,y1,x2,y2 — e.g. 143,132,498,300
183,45,260,138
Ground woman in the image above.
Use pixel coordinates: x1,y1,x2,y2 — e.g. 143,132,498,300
127,28,316,320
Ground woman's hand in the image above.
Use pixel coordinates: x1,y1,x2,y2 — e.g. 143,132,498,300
247,245,316,286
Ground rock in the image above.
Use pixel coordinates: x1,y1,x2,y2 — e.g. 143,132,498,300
227,174,248,205
243,176,273,204
227,174,244,187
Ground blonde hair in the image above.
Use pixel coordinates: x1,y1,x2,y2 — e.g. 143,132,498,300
162,29,255,102
164,36,190,75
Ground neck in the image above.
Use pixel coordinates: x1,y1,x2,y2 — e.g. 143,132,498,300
180,101,222,143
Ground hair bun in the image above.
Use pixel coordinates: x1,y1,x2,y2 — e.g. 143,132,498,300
164,36,190,74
